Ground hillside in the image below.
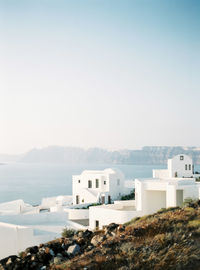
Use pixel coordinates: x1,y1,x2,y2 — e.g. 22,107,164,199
8,146,200,165
1,201,200,270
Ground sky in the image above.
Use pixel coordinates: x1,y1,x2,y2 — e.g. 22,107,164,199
0,0,200,154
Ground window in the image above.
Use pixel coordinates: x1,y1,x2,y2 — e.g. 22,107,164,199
95,179,99,188
95,220,99,230
104,180,106,185
180,155,184,160
117,179,120,185
76,195,80,204
189,164,191,170
88,180,92,188
185,164,187,170
78,180,81,183
108,195,111,204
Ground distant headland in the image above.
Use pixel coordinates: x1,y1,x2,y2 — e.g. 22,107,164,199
1,146,200,165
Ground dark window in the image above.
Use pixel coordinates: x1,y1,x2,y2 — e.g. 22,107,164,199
180,155,184,160
189,164,191,170
76,195,80,204
88,180,92,188
95,220,99,229
104,180,106,185
78,180,81,183
96,179,99,188
185,164,187,170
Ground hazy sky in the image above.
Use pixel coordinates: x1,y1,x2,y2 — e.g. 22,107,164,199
0,0,200,154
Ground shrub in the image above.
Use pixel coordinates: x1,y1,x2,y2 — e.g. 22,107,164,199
121,190,135,200
188,219,200,228
157,207,180,214
62,228,76,238
184,198,199,208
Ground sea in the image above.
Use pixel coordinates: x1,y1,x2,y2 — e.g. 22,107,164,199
0,163,199,205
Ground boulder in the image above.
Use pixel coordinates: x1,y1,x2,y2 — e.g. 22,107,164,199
53,256,63,265
67,244,80,256
25,246,39,254
91,235,105,246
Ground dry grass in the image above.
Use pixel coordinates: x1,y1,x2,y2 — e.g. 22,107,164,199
51,202,200,270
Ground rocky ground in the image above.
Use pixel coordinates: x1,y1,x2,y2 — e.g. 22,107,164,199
1,201,200,270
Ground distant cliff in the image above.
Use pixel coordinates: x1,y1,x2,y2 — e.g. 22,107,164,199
17,146,200,165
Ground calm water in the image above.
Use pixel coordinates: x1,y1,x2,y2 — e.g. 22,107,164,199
0,163,199,205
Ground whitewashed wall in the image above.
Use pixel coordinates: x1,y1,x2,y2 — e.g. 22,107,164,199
64,209,89,220
168,154,193,178
0,222,35,260
0,212,68,226
41,195,72,208
72,169,126,205
153,169,169,179
89,205,142,230
0,200,33,215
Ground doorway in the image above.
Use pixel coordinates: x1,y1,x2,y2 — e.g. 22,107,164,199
101,196,105,204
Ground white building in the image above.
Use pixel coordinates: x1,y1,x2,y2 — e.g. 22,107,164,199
72,168,127,205
89,154,200,230
153,154,194,178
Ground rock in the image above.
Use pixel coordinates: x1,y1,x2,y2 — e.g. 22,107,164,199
53,256,63,265
91,235,105,246
6,258,12,265
25,245,39,254
67,244,80,256
48,241,64,254
118,225,125,232
106,223,119,232
77,237,85,246
82,229,93,238
37,250,52,264
49,249,55,257
86,245,93,251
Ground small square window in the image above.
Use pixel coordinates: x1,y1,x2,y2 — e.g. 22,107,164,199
78,180,81,183
180,155,184,160
104,181,106,185
185,164,187,170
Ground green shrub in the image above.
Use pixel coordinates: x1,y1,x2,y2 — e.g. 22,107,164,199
121,190,135,200
62,228,76,238
183,197,198,208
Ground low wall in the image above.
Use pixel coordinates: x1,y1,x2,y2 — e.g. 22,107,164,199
114,200,135,206
153,169,169,179
0,212,68,226
89,206,143,229
64,209,89,220
0,222,34,260
0,215,87,260
41,196,73,208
